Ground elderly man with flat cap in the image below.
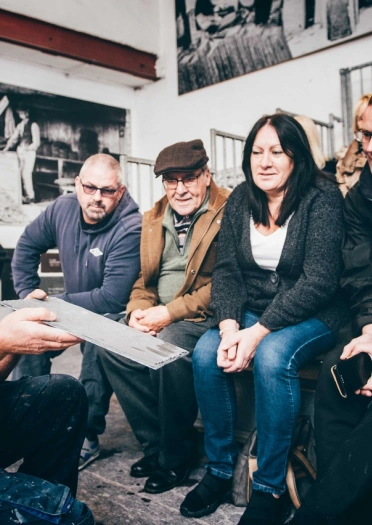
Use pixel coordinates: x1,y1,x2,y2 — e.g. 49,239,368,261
99,139,230,494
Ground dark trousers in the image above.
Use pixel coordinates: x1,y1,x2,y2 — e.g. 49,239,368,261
295,346,372,523
0,374,88,496
12,341,113,439
99,318,214,470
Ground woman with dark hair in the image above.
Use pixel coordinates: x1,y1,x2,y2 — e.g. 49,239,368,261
180,114,348,524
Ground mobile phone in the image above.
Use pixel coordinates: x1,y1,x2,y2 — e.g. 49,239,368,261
331,352,372,398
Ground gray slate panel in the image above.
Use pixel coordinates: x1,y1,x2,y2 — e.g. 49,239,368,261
1,297,187,369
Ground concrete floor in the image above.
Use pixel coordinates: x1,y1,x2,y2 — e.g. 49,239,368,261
53,345,245,525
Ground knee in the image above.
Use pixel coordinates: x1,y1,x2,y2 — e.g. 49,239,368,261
192,330,219,373
50,374,88,416
254,339,290,381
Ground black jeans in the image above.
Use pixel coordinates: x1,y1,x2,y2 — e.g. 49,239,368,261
294,346,372,523
0,374,88,496
12,339,113,439
99,317,214,470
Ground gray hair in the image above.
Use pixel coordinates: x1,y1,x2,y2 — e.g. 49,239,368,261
79,154,123,187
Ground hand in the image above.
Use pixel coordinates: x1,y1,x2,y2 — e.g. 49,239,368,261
341,334,372,396
137,305,171,334
217,323,269,373
0,307,82,355
25,288,48,300
128,309,156,335
341,333,372,360
356,376,372,397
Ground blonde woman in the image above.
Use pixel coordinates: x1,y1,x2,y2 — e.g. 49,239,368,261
336,93,372,196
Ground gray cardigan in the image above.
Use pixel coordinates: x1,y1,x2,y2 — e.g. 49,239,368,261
211,179,348,333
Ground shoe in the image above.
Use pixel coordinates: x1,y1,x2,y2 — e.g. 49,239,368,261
237,489,281,524
130,454,160,478
180,472,231,518
78,437,100,471
144,462,192,494
22,197,35,204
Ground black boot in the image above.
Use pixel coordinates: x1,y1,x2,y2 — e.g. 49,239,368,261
238,489,282,524
180,472,232,518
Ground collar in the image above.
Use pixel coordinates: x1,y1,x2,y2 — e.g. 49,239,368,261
358,162,372,201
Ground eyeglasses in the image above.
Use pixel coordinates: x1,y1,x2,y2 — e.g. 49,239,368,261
355,129,372,143
79,179,120,198
162,168,205,190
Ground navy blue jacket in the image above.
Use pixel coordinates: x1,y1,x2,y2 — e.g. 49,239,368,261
12,191,142,314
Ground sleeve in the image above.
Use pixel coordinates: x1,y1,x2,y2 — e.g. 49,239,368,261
126,272,160,317
259,188,344,331
166,282,212,322
58,219,142,314
11,205,57,298
210,190,248,326
341,190,372,333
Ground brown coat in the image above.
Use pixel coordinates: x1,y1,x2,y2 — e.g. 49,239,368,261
127,179,230,323
336,139,366,197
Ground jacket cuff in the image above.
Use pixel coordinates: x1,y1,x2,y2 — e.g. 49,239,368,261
212,305,243,326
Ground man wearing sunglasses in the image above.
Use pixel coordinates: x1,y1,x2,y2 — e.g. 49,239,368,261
11,153,142,470
99,139,230,494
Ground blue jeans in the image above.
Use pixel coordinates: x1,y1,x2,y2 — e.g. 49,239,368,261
192,310,336,495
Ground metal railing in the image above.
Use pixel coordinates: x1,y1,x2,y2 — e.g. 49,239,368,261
210,129,246,189
340,61,372,145
276,108,343,159
121,155,161,213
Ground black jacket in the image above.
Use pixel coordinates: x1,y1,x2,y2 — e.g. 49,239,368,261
341,162,372,334
211,178,348,333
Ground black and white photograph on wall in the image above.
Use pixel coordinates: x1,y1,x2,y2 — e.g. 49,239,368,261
0,82,128,225
176,0,372,95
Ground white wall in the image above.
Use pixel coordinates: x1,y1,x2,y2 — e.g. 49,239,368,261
0,55,139,248
133,0,372,162
0,0,161,54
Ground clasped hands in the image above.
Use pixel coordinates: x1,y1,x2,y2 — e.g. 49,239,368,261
217,322,270,373
128,306,171,336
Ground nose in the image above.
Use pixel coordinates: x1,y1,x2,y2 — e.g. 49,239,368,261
175,180,188,193
367,136,372,153
92,189,103,200
260,150,272,168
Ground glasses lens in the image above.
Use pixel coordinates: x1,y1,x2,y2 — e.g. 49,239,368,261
183,177,197,188
362,130,372,142
82,184,96,195
100,189,116,197
163,179,177,189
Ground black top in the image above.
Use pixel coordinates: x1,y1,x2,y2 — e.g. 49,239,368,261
211,178,348,333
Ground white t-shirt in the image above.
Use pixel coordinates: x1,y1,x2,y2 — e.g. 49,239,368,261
250,214,292,271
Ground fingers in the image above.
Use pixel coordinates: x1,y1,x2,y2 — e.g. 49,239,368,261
10,307,57,323
219,334,241,351
341,334,372,360
25,289,47,300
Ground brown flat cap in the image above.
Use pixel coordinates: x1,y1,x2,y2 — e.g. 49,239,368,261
154,139,209,177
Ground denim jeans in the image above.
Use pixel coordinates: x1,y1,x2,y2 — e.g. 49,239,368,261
192,310,336,495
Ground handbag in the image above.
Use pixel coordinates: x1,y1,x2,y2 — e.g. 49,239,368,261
232,416,316,509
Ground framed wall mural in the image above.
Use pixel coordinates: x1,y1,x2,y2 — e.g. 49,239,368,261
176,0,372,95
0,82,128,225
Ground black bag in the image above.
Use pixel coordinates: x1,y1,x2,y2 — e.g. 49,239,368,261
232,416,316,509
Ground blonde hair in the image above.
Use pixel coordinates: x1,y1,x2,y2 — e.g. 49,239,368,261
353,93,372,132
294,115,326,170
